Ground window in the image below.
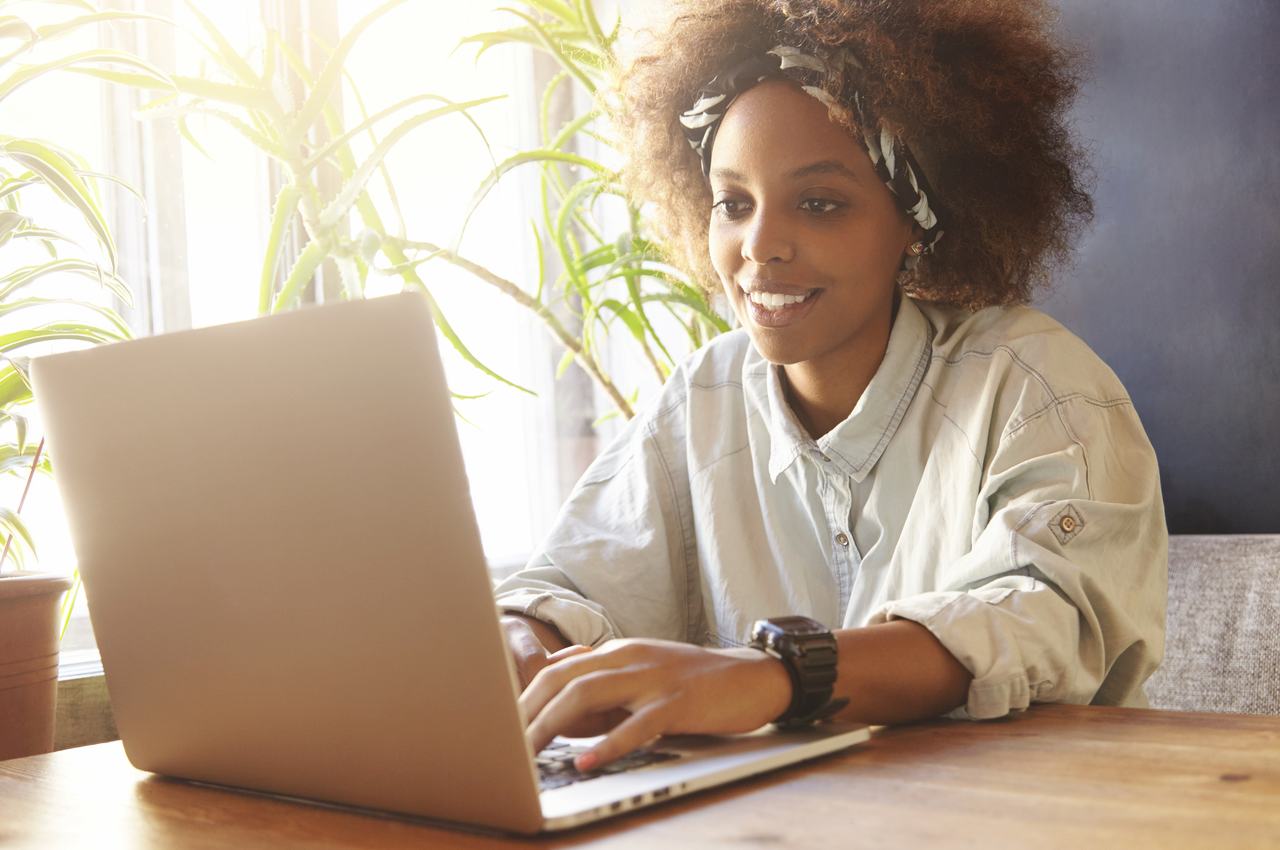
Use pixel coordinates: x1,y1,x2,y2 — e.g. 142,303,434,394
4,2,623,665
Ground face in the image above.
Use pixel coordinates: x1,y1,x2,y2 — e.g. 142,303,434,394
707,81,915,371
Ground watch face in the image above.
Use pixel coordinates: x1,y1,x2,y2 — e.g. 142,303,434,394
770,615,828,637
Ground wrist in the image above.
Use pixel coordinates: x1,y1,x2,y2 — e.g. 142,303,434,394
500,614,570,654
717,647,792,723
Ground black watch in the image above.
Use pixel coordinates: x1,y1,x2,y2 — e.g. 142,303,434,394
749,615,848,728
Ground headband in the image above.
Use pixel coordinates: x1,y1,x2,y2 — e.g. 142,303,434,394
678,45,945,263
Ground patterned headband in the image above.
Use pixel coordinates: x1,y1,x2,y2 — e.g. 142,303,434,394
679,45,945,262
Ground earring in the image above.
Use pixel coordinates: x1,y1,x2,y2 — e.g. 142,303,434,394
908,241,927,256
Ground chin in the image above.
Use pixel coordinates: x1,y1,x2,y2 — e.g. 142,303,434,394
743,329,816,366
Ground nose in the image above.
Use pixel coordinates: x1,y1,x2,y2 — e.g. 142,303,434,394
741,208,794,265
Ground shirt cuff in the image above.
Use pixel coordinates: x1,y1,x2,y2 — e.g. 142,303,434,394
495,588,618,649
868,585,1080,721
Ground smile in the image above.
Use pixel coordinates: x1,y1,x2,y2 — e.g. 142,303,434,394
738,286,823,329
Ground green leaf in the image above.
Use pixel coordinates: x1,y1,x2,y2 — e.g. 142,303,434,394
336,255,361,301
75,169,145,205
0,257,130,303
598,298,645,342
553,177,603,293
519,0,579,26
316,96,503,232
459,148,609,249
0,296,131,338
575,0,608,50
0,49,173,104
530,220,546,303
304,92,497,170
555,347,575,378
0,138,117,269
7,227,73,248
0,175,36,201
539,70,568,145
258,183,300,315
496,6,598,94
0,444,50,478
174,113,212,159
0,16,35,44
69,66,277,114
271,239,325,314
334,62,406,236
288,0,407,143
457,27,543,60
0,11,173,68
59,568,82,639
0,322,125,354
411,283,535,396
182,0,259,86
0,505,37,571
183,105,282,158
0,365,31,408
0,208,25,245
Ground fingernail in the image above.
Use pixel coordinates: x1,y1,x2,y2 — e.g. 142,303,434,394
576,751,599,772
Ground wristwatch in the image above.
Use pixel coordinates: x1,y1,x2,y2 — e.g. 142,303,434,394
749,616,848,728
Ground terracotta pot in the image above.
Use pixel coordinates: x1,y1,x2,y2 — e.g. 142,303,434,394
0,572,72,761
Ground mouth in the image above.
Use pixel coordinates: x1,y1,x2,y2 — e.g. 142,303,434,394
737,285,823,329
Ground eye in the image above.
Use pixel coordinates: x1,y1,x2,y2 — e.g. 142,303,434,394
800,198,843,215
711,198,751,220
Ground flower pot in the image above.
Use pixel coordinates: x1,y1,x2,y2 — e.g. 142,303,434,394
0,572,72,761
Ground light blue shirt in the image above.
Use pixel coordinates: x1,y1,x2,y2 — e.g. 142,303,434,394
495,294,1168,719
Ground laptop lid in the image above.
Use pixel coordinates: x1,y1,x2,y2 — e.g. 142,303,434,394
31,292,545,833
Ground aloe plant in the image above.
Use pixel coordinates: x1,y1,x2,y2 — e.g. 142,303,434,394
0,1,161,635
106,0,726,421
441,0,731,418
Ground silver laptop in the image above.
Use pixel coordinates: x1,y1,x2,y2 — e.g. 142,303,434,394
30,291,868,834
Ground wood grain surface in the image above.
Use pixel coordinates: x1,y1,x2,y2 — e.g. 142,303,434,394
1,704,1276,849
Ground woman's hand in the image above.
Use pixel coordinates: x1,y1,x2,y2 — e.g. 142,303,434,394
520,638,793,772
500,615,592,689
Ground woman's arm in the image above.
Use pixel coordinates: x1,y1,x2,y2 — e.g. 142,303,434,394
830,619,972,724
520,618,972,771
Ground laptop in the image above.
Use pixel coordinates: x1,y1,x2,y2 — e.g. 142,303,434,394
30,291,869,834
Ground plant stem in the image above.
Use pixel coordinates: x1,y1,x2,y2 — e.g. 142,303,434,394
405,240,635,420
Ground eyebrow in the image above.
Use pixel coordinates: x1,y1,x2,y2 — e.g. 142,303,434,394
710,159,864,185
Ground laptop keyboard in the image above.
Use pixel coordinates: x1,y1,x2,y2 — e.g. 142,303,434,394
536,740,681,791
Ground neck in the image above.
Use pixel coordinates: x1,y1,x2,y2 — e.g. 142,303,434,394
781,293,899,440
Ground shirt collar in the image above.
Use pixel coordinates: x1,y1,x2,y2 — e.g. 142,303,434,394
750,294,933,484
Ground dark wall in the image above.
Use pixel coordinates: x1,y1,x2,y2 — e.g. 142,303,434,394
1037,1,1280,533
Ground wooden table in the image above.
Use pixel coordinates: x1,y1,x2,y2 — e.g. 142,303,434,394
1,704,1277,849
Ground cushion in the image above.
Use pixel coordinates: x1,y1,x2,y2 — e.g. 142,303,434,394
1144,535,1280,715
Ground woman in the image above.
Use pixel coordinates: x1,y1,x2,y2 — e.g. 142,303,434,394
495,0,1167,773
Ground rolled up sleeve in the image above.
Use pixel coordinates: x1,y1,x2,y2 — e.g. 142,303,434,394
869,396,1168,719
494,388,697,648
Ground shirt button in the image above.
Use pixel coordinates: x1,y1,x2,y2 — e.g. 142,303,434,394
1060,516,1077,533
820,454,831,463
835,532,849,547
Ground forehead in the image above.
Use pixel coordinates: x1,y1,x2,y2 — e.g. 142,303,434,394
709,80,870,180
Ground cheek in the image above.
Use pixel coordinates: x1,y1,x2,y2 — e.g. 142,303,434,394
707,223,738,288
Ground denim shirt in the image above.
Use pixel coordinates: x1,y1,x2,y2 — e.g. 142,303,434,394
494,294,1168,720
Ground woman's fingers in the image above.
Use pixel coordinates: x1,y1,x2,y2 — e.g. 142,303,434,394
547,644,593,663
573,701,672,772
525,666,651,754
519,645,632,725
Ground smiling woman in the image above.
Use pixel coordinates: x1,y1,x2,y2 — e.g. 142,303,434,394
493,0,1167,777
707,80,915,436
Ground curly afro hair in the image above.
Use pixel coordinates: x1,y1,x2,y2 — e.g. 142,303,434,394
611,0,1095,310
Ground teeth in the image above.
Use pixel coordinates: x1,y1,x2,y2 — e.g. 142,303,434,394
745,289,813,309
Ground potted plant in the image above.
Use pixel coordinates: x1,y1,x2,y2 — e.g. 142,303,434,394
102,0,726,419
0,2,164,759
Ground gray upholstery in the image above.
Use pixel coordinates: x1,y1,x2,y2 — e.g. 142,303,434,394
1143,535,1280,715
